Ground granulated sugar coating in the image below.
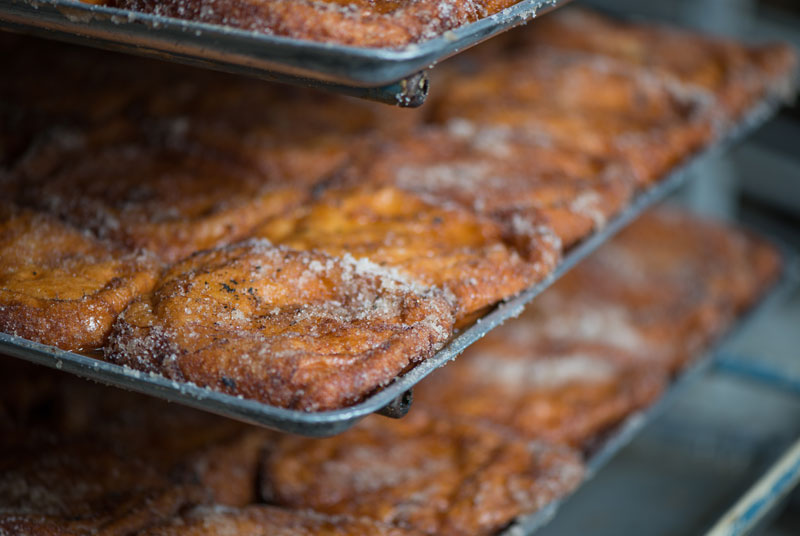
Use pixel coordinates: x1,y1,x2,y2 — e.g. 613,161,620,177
95,0,525,48
430,46,719,186
0,205,159,351
256,186,555,323
524,207,784,373
105,239,454,411
338,124,635,248
260,410,583,536
410,206,781,447
414,338,665,448
142,505,424,536
524,8,799,121
16,140,311,264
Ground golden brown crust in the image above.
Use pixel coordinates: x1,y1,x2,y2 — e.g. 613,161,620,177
415,339,665,448
260,410,584,535
98,0,523,48
526,8,798,120
255,185,555,321
0,206,159,351
523,207,783,373
1,10,793,415
105,240,454,410
414,207,780,446
4,38,422,265
338,124,635,248
142,505,424,536
15,141,310,264
430,45,716,186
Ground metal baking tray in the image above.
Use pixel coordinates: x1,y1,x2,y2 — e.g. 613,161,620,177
502,238,800,536
0,92,791,437
0,0,571,106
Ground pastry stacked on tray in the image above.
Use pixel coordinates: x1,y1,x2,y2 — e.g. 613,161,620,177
0,207,782,535
90,0,527,48
0,8,796,411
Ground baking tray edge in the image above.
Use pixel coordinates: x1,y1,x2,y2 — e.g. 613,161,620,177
0,0,571,87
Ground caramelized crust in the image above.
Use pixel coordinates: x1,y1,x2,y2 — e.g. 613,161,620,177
414,207,780,445
339,124,635,248
256,186,555,321
527,8,799,120
105,240,454,410
523,207,783,372
431,46,716,185
0,206,159,351
97,0,524,48
16,142,310,264
142,505,423,536
261,410,584,535
415,339,665,448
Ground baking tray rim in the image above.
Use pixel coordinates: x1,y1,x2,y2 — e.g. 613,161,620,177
0,90,790,437
0,0,571,86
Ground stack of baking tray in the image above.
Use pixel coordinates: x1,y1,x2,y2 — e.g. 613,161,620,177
0,0,572,106
2,3,800,534
0,90,790,437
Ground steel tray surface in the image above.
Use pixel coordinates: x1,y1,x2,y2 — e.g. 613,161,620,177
0,92,790,437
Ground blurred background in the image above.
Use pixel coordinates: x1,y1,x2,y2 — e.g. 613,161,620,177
534,1,800,534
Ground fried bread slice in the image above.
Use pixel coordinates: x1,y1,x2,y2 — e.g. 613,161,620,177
16,142,309,263
97,0,524,48
261,410,584,535
431,45,715,185
524,207,782,372
339,124,634,248
256,186,557,322
106,240,454,410
415,338,665,448
527,8,798,120
0,206,159,351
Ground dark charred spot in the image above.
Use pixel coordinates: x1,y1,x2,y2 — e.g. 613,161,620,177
220,376,237,389
221,282,235,293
